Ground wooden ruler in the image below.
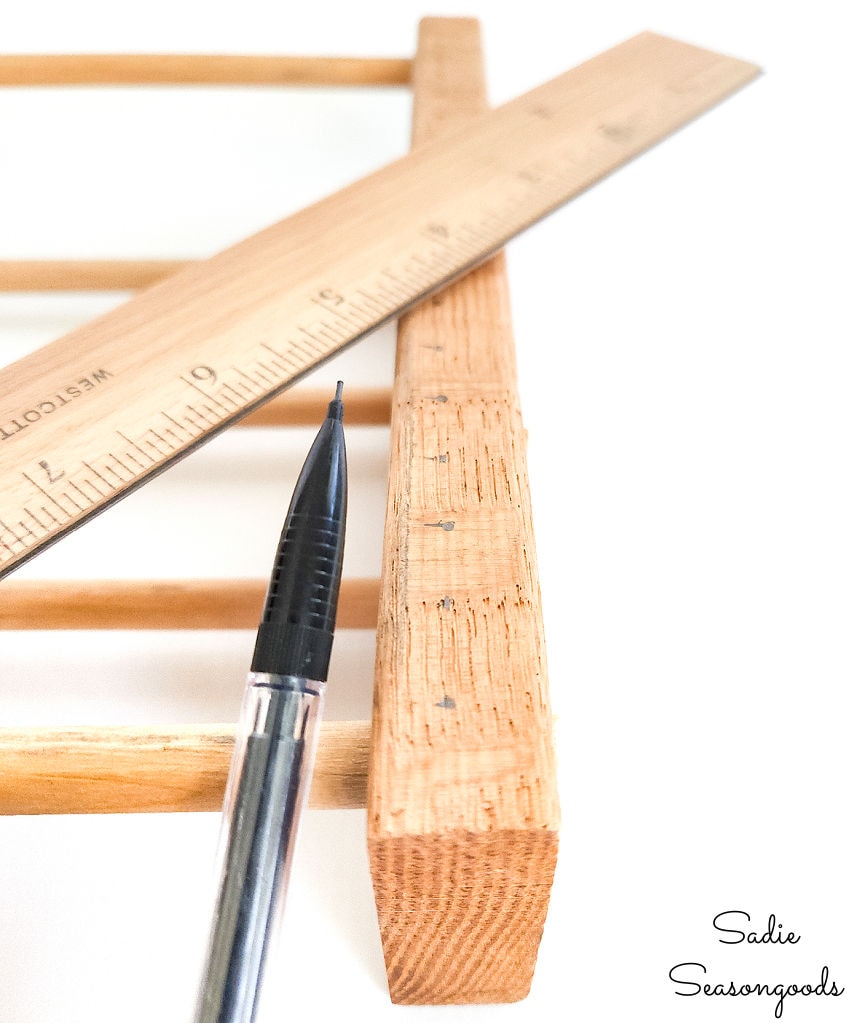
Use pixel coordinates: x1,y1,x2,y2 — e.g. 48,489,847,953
0,32,759,579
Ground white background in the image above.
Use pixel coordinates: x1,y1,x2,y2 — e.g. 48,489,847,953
2,2,848,1021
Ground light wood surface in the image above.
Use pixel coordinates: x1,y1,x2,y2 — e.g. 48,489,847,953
240,386,390,427
0,53,411,86
0,719,370,814
0,30,759,581
0,576,379,629
367,18,558,1005
0,260,188,291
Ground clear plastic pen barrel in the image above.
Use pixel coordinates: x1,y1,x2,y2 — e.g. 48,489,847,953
193,672,325,1023
193,384,345,1022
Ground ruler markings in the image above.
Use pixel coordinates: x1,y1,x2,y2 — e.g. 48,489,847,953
0,518,25,547
218,381,244,407
181,375,231,414
150,428,176,450
21,472,76,521
16,520,37,543
317,328,341,346
311,298,363,329
280,350,303,372
162,426,183,446
399,261,432,286
318,319,347,341
60,488,84,512
233,367,266,392
143,437,169,458
354,289,387,313
253,359,276,376
231,376,256,398
259,341,286,361
81,478,106,500
295,328,329,353
22,507,47,532
161,412,196,440
347,301,372,319
81,464,113,496
419,248,460,276
213,387,240,411
374,271,406,292
116,431,156,466
184,405,216,429
179,411,205,435
108,453,135,480
257,357,286,376
41,506,63,527
67,480,94,508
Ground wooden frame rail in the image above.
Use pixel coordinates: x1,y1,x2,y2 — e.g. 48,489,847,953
0,720,370,814
0,577,380,630
0,53,411,86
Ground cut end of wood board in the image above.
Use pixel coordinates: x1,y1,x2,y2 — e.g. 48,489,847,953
369,828,559,1004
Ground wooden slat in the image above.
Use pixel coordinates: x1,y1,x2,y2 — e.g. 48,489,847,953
0,260,187,291
241,386,390,427
0,54,411,87
0,719,370,814
0,576,379,630
367,18,558,1006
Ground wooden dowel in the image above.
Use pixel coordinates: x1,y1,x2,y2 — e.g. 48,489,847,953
0,719,371,814
0,54,411,87
0,259,188,291
241,386,390,427
0,577,380,630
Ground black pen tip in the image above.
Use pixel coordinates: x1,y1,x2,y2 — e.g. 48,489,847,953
328,381,344,421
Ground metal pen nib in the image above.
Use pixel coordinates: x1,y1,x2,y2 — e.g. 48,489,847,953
193,383,347,1023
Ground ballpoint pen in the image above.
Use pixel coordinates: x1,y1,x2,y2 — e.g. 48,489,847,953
193,382,347,1023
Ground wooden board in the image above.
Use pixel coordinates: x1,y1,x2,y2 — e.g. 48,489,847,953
0,30,759,580
367,18,558,1004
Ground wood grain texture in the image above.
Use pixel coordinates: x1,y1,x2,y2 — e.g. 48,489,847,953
0,576,379,629
0,719,370,814
367,18,559,1005
0,54,411,86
